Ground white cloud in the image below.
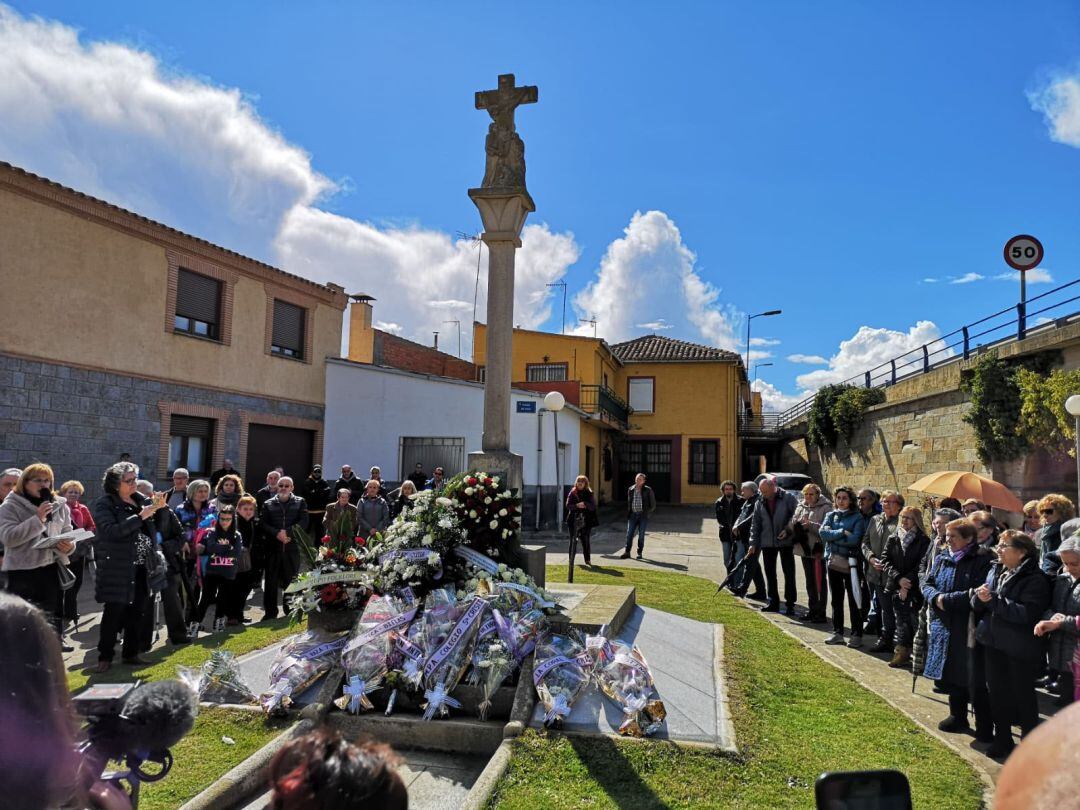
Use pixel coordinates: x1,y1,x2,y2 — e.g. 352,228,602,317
922,278,939,284
750,337,780,346
374,321,403,335
0,5,580,356
747,350,773,361
636,319,675,331
275,208,578,351
571,210,742,349
950,273,984,284
752,380,807,412
993,268,1054,284
795,320,949,390
787,353,828,364
1029,72,1080,147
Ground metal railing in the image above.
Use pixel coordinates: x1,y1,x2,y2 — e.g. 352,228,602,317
739,412,783,437
776,278,1080,426
580,384,631,429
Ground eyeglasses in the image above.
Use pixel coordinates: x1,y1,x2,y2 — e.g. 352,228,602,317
120,477,137,485
29,478,52,485
1040,509,1055,516
997,543,1016,550
218,515,233,521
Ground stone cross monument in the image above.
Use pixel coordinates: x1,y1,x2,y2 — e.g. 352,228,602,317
467,73,538,496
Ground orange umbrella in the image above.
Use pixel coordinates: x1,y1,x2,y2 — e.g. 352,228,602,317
907,471,1024,513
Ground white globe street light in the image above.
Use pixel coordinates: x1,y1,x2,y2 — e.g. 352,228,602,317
1067,395,1080,508
544,391,566,412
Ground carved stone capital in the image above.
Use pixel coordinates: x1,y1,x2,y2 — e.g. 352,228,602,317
468,187,536,245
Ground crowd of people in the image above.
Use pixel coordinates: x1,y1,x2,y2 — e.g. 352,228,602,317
0,458,448,673
715,477,1080,759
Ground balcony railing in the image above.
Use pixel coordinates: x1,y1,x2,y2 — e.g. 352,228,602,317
739,412,784,437
580,384,631,429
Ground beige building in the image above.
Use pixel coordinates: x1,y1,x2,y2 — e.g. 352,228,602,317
0,161,347,491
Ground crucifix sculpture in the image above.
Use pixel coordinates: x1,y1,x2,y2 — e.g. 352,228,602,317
475,73,538,191
467,73,539,519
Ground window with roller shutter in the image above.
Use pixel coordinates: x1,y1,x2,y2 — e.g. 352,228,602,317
167,415,214,475
271,299,306,359
174,268,222,340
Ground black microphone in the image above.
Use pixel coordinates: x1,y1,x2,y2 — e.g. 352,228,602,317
83,680,197,782
40,486,56,521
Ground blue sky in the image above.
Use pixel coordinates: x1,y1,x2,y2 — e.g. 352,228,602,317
4,2,1080,408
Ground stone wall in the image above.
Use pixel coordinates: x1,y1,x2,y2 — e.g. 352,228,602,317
0,352,323,495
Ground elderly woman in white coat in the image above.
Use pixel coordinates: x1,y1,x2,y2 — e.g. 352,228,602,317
0,463,74,646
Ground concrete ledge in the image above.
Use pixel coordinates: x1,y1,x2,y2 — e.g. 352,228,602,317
548,582,637,635
460,738,514,810
712,624,738,754
328,713,505,755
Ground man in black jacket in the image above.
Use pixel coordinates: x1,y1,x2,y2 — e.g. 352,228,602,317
299,466,332,527
210,459,239,489
715,480,744,576
333,465,365,504
621,473,657,560
260,476,308,620
255,469,282,513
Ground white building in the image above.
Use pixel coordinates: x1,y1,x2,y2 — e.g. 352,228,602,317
324,357,584,529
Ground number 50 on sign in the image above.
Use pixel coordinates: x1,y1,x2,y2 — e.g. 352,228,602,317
1003,235,1043,272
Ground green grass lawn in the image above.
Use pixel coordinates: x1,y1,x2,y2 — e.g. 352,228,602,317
137,708,291,810
488,565,985,810
68,615,306,693
69,617,306,808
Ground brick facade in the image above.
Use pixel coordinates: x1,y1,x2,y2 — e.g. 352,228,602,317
372,331,478,381
0,352,323,495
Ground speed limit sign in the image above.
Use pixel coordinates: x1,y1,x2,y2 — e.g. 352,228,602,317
1004,235,1043,272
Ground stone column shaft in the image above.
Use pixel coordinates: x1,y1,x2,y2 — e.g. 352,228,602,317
481,239,516,452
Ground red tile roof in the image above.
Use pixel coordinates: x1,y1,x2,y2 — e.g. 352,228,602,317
611,334,742,364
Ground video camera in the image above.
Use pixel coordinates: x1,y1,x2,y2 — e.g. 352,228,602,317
73,680,196,809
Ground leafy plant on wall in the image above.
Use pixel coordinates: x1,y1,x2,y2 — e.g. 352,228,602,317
1015,367,1080,456
962,350,1061,464
806,384,886,451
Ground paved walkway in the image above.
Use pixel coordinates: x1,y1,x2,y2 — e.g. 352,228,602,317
524,505,1060,790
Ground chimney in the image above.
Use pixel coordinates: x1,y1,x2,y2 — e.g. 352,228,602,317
348,294,376,363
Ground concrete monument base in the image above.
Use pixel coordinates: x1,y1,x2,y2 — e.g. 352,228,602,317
467,449,524,498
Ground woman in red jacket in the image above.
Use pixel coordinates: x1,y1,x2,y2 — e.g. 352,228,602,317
59,480,95,631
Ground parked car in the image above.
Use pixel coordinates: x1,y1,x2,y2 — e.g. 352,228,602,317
755,472,814,493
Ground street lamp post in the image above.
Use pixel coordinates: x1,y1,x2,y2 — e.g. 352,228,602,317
1066,395,1080,508
746,310,782,373
753,362,773,382
544,391,566,531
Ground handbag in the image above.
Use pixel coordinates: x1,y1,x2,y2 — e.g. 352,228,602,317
56,561,76,591
236,545,252,574
827,555,851,574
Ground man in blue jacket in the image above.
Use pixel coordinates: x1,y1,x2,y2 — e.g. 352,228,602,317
747,476,799,614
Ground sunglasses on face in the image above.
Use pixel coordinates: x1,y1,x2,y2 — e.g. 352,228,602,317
1040,509,1055,516
121,477,137,485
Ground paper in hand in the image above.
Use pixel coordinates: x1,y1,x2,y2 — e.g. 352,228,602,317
33,528,94,549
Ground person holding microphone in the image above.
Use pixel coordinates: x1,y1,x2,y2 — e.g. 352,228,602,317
90,461,167,672
0,463,75,648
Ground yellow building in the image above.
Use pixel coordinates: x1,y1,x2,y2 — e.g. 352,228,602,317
473,325,748,504
0,161,347,491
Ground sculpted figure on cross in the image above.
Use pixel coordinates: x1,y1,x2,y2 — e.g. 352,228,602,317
475,74,538,191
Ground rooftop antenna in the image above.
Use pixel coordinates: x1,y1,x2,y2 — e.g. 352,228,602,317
443,319,462,358
546,280,567,334
458,231,484,327
579,315,598,338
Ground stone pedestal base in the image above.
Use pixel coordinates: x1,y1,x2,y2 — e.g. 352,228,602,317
467,449,524,497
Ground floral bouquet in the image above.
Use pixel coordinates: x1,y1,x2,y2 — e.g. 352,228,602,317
259,629,348,715
178,649,257,705
493,604,548,664
533,633,593,729
443,471,523,562
285,517,371,621
335,593,419,714
419,588,488,720
592,639,667,737
447,547,557,613
469,627,516,720
365,490,464,593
